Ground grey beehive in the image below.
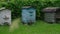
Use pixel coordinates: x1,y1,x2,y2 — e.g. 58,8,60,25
0,7,11,25
42,7,60,23
22,6,36,24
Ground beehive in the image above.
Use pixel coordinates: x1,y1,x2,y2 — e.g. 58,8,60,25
42,7,60,23
22,6,36,24
0,7,11,25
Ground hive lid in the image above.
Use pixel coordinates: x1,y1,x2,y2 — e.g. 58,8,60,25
22,6,32,9
42,7,60,12
0,7,6,11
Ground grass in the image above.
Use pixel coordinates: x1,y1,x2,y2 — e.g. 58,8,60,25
0,18,60,34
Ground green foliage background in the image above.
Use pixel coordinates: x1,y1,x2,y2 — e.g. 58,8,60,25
0,0,60,19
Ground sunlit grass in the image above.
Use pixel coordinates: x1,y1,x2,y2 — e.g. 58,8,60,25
9,18,20,32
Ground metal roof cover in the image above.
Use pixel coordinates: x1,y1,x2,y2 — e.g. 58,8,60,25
42,7,60,13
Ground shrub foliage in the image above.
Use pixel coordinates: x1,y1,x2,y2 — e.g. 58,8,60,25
0,0,60,19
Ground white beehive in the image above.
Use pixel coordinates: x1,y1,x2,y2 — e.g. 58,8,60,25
0,7,11,25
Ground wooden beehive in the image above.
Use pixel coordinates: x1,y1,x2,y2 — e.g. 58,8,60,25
0,7,11,25
22,6,36,24
42,7,60,23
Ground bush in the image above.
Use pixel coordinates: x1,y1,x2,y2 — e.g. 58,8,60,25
3,0,60,19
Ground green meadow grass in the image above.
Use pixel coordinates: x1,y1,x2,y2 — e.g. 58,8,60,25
0,18,60,34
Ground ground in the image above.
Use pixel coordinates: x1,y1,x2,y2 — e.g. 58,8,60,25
0,18,60,34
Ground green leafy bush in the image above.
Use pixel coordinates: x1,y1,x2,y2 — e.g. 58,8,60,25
1,0,60,19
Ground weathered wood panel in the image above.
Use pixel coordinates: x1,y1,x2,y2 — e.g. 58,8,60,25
44,13,56,22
